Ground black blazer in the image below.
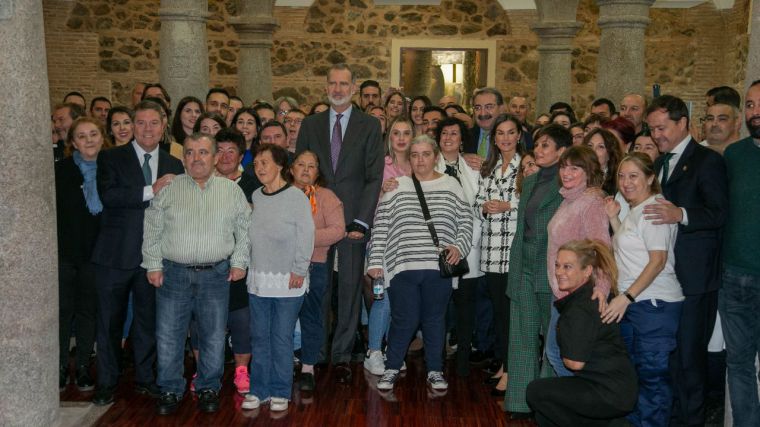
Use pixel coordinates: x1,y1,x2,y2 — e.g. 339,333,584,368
296,108,384,229
91,143,184,270
55,157,101,264
465,126,482,154
654,139,728,295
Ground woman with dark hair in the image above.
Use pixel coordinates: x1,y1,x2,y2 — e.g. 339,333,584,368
368,106,388,136
545,145,612,378
57,117,111,391
585,128,624,196
604,153,683,426
570,122,585,146
516,152,539,196
602,116,637,153
551,111,576,129
290,150,345,391
193,112,227,137
535,113,551,127
106,106,133,146
433,116,484,378
384,91,408,122
505,124,572,418
309,102,329,115
241,144,314,413
527,240,637,426
410,95,432,136
474,114,523,394
232,107,261,168
170,96,204,146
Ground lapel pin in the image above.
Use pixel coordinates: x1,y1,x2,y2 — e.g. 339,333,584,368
682,165,688,172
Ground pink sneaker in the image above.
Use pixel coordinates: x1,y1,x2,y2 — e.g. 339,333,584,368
234,366,250,395
190,372,197,392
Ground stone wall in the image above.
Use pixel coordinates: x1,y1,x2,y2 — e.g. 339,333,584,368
43,0,749,119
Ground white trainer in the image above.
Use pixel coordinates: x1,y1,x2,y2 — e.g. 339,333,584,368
270,397,288,412
363,350,385,376
427,371,448,390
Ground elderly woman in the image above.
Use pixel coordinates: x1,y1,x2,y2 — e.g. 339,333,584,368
433,116,485,378
603,153,684,426
170,96,204,146
290,150,346,392
241,144,315,413
106,106,134,146
364,117,414,376
527,240,637,426
505,124,572,419
368,135,473,391
474,114,522,392
545,145,611,378
57,117,111,391
585,128,624,196
232,107,261,168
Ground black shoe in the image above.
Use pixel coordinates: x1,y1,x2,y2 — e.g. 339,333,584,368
92,386,115,406
510,411,534,420
299,372,316,391
156,392,183,415
75,365,95,392
484,359,502,375
197,389,220,413
135,382,161,398
334,363,352,384
469,350,492,366
60,365,69,392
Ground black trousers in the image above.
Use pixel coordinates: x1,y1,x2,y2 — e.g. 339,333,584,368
59,261,97,368
527,377,632,427
95,265,156,387
485,272,510,367
453,277,478,376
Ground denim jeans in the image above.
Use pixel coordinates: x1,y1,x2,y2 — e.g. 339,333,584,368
156,260,230,395
249,293,304,400
545,303,573,377
620,298,682,427
367,292,391,351
385,270,452,372
720,266,760,427
298,262,328,365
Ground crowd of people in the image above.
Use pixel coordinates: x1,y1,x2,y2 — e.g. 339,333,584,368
53,63,760,426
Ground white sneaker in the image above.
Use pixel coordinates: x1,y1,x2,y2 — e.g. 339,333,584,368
363,350,385,376
241,394,263,410
270,397,288,412
377,369,399,391
401,361,407,371
427,371,448,390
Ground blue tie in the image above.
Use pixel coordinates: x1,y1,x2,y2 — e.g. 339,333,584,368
142,153,152,185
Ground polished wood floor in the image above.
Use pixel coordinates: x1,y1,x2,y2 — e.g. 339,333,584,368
61,353,537,426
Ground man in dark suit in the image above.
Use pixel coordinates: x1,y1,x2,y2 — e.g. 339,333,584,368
296,63,384,384
643,95,728,426
91,100,184,405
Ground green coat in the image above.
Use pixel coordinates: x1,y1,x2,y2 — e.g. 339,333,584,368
506,170,562,301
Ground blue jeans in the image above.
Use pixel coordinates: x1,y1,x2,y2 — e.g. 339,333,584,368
298,262,329,365
720,266,760,427
545,303,573,377
386,270,452,372
249,293,304,400
156,260,230,394
367,292,391,351
620,298,682,427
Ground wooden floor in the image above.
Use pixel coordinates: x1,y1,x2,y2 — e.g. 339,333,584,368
61,354,536,426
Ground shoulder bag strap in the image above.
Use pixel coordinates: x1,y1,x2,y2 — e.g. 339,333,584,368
412,173,440,248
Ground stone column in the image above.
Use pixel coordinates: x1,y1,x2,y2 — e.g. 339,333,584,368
0,1,59,426
531,23,582,114
159,0,210,103
745,0,760,93
230,0,278,104
596,0,654,104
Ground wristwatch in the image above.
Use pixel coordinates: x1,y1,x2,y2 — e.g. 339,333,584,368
623,291,636,303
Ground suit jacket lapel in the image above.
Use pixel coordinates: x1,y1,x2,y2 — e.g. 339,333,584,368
665,139,695,186
538,176,561,210
316,112,334,181
336,111,362,175
157,148,175,176
127,143,145,182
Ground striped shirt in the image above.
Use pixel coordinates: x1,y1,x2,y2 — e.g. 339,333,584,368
368,174,473,286
141,174,251,271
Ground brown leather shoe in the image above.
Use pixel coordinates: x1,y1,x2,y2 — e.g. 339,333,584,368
334,363,352,384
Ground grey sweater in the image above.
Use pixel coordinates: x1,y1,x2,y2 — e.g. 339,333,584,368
247,185,315,297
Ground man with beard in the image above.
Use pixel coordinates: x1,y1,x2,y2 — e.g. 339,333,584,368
296,63,384,385
719,80,760,427
463,87,504,170
643,95,727,427
701,103,742,155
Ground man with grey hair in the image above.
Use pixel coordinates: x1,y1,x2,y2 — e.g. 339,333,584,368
142,132,250,415
463,87,505,170
701,102,742,155
296,63,384,385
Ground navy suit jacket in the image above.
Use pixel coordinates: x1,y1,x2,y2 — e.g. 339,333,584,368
654,139,728,295
91,143,184,270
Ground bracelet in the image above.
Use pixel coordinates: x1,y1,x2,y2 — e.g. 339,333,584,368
623,291,636,303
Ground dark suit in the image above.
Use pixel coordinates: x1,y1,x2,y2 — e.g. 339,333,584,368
92,143,183,388
465,126,483,154
654,139,728,426
296,107,383,363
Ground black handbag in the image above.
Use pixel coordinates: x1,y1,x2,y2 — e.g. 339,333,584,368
411,174,470,278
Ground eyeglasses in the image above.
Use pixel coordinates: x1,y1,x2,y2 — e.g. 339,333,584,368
284,118,302,125
473,104,497,113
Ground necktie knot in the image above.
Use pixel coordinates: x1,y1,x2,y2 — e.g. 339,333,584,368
661,152,676,185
